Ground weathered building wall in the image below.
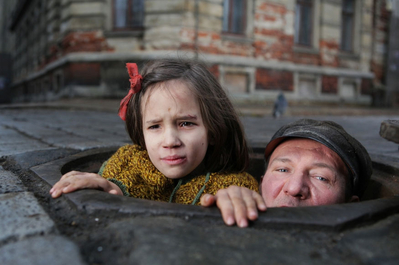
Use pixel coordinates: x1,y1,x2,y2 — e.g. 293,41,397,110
371,0,389,83
385,0,399,107
0,0,16,103
0,0,16,53
6,0,393,106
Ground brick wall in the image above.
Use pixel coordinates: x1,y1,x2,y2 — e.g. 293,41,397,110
208,64,220,79
254,2,294,61
321,76,338,94
361,78,372,95
320,40,339,67
64,63,101,86
256,68,293,91
371,0,391,84
61,32,113,55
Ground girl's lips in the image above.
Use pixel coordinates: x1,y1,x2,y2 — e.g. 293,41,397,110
161,156,187,165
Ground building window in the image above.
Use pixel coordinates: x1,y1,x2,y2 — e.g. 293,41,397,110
113,0,144,30
222,0,247,35
340,0,355,52
294,0,313,46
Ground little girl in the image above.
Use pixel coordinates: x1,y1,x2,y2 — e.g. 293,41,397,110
50,59,258,205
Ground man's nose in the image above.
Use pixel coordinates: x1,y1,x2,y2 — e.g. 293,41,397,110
283,172,309,199
162,127,182,148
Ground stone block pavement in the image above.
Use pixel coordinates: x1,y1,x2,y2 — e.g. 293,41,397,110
0,99,399,264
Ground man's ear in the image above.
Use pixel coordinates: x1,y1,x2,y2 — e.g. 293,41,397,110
349,195,359,203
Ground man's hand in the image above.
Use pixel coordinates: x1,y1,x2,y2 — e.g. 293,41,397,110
49,171,123,198
201,186,266,228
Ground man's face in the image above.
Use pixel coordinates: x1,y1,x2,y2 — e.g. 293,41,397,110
261,138,358,207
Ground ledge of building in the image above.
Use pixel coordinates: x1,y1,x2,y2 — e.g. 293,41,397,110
11,51,374,87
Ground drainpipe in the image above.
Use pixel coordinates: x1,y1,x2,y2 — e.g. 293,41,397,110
385,0,399,107
194,0,199,60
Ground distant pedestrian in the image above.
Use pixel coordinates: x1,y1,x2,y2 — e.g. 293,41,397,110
50,59,258,205
273,92,287,118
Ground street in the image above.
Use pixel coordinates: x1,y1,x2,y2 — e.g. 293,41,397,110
1,101,399,264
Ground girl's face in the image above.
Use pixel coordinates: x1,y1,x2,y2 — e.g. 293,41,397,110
141,80,209,179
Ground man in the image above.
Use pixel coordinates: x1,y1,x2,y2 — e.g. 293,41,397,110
201,119,373,227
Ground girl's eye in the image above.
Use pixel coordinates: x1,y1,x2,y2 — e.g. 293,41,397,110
148,125,160,130
180,121,194,127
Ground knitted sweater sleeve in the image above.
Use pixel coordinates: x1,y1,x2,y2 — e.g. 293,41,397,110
100,145,174,201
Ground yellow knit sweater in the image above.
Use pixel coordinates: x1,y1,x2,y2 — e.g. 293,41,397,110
100,145,259,205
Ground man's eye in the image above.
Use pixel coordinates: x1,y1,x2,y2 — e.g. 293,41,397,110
315,176,328,182
277,168,288,173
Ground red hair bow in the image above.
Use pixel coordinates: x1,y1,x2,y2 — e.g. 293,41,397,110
118,63,143,121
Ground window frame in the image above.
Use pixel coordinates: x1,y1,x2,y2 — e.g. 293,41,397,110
294,0,314,47
112,0,144,31
222,0,247,36
340,0,355,52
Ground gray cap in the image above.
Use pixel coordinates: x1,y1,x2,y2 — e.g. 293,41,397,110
264,119,372,197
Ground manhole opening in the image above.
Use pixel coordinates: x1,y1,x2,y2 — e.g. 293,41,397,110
60,147,399,201
29,147,399,231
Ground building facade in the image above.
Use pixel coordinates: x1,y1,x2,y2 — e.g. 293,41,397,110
385,0,399,107
0,0,16,103
5,0,396,106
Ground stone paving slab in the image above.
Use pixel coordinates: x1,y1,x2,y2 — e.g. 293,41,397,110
0,235,86,265
0,125,54,157
0,192,56,242
0,166,26,194
0,109,129,152
2,120,101,148
2,148,80,171
0,143,55,157
0,128,35,143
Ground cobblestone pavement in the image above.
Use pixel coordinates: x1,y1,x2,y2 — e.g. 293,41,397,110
0,100,399,264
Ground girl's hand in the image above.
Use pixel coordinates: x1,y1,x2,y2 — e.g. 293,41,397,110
200,186,267,228
49,171,123,198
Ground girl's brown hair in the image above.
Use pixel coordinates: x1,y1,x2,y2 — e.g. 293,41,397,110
124,59,249,173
